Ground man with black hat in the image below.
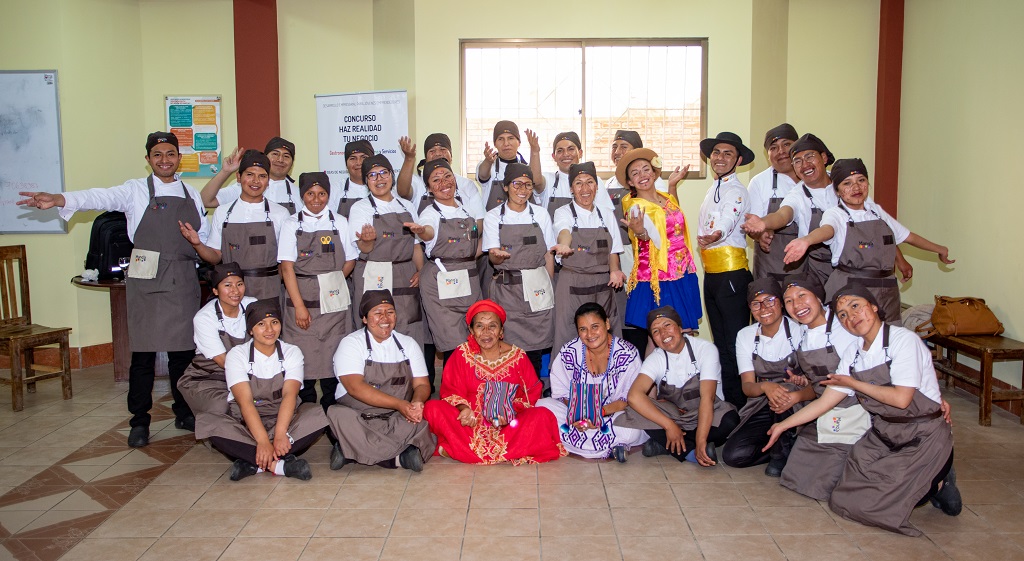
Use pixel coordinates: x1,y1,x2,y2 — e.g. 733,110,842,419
695,131,755,409
180,149,291,300
325,289,435,472
332,139,375,218
747,124,801,281
200,137,302,214
19,131,209,447
539,131,615,219
477,120,544,210
616,305,739,466
396,133,484,216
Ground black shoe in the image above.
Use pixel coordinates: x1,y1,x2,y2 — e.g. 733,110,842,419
174,416,196,432
329,443,349,471
399,445,424,472
642,439,667,457
229,459,258,481
282,454,312,481
127,425,149,448
612,444,628,463
930,467,963,516
764,457,785,477
705,442,718,464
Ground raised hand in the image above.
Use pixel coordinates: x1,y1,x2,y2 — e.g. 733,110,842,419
399,136,417,159
222,146,244,174
668,164,691,188
525,128,541,153
483,142,497,163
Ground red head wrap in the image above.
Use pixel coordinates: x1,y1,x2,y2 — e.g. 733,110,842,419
464,300,507,354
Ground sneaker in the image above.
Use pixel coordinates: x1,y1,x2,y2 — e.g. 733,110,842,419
612,444,628,463
399,445,423,472
174,416,196,432
930,467,963,516
329,443,348,471
229,459,258,481
642,439,667,457
127,425,149,448
282,454,313,481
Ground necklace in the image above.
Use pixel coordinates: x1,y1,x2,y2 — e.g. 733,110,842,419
584,338,614,376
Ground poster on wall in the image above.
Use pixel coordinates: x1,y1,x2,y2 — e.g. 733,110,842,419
315,90,408,180
165,95,221,177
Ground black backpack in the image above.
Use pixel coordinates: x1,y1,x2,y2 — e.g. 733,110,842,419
85,211,134,280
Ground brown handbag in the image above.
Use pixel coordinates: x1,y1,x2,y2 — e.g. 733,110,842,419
916,296,1004,338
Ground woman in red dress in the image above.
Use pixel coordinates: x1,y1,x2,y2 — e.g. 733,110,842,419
423,300,565,464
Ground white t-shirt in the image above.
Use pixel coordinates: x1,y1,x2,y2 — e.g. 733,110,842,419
407,173,485,219
417,200,483,257
747,167,799,217
332,329,428,399
346,195,420,255
639,335,725,401
224,340,305,401
216,178,302,210
205,198,292,252
552,202,624,255
799,308,859,359
832,325,942,403
482,202,556,252
193,296,257,359
820,199,910,266
780,182,839,237
539,170,615,212
59,175,210,243
277,207,357,263
698,173,750,249
736,317,801,374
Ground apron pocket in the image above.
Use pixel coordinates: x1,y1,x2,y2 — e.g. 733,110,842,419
816,404,872,444
437,269,472,300
362,260,393,292
318,270,351,313
127,248,160,279
521,266,554,312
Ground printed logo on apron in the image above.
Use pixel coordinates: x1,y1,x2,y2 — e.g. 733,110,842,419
816,403,872,444
317,270,351,313
436,269,472,300
521,266,554,312
362,260,393,292
127,248,160,279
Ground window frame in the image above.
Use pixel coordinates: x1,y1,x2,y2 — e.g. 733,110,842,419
459,38,709,181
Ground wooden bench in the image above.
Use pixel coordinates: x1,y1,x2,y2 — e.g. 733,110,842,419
930,333,1024,426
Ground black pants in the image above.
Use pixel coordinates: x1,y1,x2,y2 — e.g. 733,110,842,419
128,350,193,428
622,327,650,360
916,449,955,507
298,377,339,412
721,406,795,468
646,409,740,463
210,429,323,466
525,348,550,380
703,269,753,409
423,344,438,390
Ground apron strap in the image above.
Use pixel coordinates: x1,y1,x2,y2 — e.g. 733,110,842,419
363,327,410,366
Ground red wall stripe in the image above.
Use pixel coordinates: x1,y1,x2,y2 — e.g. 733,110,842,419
233,0,280,150
874,0,904,216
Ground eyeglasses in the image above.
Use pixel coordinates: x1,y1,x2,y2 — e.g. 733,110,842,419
749,296,779,311
509,180,534,190
366,169,392,180
791,153,820,167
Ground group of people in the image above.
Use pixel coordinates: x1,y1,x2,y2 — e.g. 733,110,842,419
16,119,961,535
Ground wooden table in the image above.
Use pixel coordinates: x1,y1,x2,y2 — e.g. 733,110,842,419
931,333,1024,426
71,277,129,381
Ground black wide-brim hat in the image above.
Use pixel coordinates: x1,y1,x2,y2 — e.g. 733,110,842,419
699,132,756,166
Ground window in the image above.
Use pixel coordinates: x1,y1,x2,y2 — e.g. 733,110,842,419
461,39,707,179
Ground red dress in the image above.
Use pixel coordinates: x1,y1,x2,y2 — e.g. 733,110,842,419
423,343,566,464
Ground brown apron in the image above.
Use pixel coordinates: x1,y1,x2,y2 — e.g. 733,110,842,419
553,204,620,352
127,176,201,352
753,170,802,281
615,337,735,430
607,187,630,332
273,178,297,215
780,312,860,500
545,173,573,220
824,203,901,325
483,157,527,211
220,198,281,300
419,202,480,352
802,185,835,287
351,198,422,342
828,324,953,536
491,204,554,352
178,301,248,415
729,320,800,436
195,341,329,442
335,178,362,219
283,211,351,379
327,330,436,464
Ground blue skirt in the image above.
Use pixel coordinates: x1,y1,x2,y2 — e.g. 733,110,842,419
624,273,702,330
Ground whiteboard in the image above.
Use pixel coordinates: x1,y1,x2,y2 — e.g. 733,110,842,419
0,70,66,234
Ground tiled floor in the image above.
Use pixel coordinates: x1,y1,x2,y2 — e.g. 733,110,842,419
0,365,1023,560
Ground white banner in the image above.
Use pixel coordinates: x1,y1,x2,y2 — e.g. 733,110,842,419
315,90,408,182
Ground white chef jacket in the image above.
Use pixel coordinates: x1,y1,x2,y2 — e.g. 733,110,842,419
328,176,371,210
540,170,615,212
408,173,485,218
832,325,942,403
820,199,910,266
205,198,292,252
736,317,801,375
193,296,257,359
277,206,358,263
698,173,750,250
482,202,556,252
346,195,420,254
417,200,483,257
216,177,302,210
748,167,799,217
780,182,838,237
552,201,624,255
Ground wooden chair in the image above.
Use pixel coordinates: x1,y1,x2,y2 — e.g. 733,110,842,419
0,245,72,411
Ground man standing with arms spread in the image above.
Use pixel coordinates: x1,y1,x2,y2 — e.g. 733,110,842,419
747,124,801,281
20,132,210,447
696,132,755,409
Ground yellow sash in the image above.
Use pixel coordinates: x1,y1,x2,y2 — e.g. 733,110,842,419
700,246,748,274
